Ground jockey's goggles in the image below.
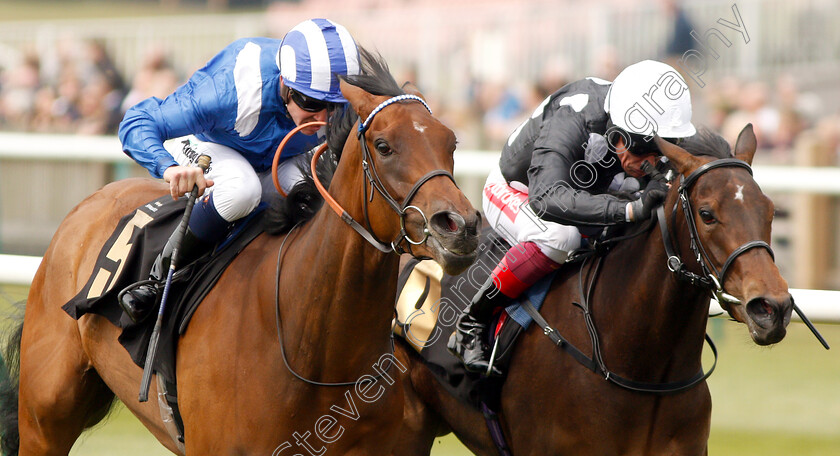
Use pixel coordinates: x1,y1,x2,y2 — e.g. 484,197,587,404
286,87,339,113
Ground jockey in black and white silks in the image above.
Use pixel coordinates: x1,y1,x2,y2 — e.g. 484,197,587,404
449,60,698,375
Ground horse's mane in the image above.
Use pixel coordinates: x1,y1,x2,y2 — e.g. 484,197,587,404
264,47,405,235
679,127,732,160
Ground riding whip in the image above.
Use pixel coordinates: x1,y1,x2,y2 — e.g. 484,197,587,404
139,154,211,402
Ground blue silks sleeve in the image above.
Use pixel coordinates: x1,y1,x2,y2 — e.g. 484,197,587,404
119,70,234,178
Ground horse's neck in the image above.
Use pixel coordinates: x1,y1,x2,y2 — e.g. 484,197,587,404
591,220,711,374
269,157,400,370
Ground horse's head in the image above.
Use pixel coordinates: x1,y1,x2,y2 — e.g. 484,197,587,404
333,51,480,275
655,125,792,345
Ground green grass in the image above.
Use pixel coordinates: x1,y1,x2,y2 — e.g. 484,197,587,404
3,282,836,455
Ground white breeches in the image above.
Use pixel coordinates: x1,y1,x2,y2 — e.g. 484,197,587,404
482,166,581,264
171,137,309,222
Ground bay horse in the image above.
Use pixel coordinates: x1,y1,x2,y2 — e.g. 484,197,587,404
1,49,480,455
393,125,793,455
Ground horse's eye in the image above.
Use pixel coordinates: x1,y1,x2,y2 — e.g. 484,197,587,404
699,209,717,225
375,140,392,156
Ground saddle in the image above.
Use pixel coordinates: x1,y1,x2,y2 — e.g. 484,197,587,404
62,194,266,390
394,229,564,408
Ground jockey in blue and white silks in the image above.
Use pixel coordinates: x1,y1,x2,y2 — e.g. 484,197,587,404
117,18,360,323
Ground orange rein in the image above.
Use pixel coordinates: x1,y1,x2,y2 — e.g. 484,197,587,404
310,142,345,218
272,121,327,198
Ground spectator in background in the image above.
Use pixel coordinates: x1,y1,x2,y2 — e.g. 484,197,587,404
477,80,526,150
535,56,571,101
706,76,742,132
662,0,695,64
120,45,180,115
721,81,778,148
0,52,41,130
591,45,621,81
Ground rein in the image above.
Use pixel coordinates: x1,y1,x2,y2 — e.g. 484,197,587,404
521,160,768,394
354,95,457,255
273,223,396,387
660,158,829,348
521,252,718,395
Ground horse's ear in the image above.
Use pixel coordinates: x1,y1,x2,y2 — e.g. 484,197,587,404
654,136,702,175
733,123,757,165
340,78,377,119
401,81,425,100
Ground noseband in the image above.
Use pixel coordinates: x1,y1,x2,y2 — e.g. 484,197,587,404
658,158,774,304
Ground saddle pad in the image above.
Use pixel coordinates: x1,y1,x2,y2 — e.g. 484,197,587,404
393,229,533,408
62,195,266,384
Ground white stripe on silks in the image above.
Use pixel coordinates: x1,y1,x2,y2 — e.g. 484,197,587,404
233,42,263,137
280,45,296,82
298,20,331,92
332,20,359,75
280,44,296,82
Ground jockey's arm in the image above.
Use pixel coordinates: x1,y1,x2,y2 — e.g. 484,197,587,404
526,114,629,226
119,74,224,179
119,77,225,198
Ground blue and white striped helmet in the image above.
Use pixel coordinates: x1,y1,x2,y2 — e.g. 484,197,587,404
278,19,360,103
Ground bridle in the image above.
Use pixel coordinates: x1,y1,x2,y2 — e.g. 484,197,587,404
521,159,768,394
657,158,774,305
272,94,457,256
268,94,459,388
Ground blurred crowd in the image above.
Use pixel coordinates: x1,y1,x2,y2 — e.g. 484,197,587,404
0,33,837,166
0,38,179,136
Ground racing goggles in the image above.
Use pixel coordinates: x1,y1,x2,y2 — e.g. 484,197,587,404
286,87,338,113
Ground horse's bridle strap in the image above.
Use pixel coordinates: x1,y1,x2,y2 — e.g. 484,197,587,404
679,158,753,192
305,94,453,256
663,158,775,302
719,240,774,285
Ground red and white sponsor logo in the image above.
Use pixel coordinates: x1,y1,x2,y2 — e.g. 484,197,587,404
484,182,528,222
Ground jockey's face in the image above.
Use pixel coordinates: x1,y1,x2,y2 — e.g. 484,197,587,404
281,79,329,135
615,136,657,178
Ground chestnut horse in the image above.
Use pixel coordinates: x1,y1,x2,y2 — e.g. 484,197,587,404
394,125,793,455
1,50,480,455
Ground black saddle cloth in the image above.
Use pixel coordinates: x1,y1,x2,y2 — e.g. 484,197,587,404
62,194,266,385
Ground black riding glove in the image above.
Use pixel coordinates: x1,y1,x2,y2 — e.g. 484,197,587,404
628,179,669,222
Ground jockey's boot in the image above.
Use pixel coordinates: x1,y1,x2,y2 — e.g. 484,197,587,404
447,276,507,376
119,228,209,323
448,241,566,376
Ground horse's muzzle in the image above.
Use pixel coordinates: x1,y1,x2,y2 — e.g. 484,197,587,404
425,209,481,274
745,294,793,345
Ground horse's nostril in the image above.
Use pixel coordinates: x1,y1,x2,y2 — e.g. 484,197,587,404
747,298,773,318
430,212,464,234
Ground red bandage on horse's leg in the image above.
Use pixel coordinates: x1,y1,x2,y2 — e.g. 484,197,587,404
492,242,562,298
